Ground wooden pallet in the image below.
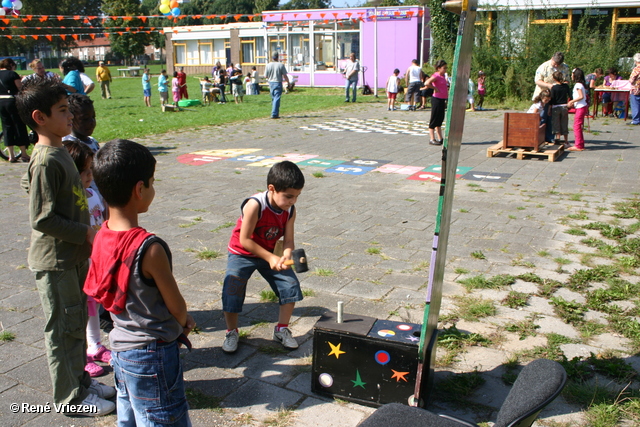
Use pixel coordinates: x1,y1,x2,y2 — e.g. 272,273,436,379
487,141,564,162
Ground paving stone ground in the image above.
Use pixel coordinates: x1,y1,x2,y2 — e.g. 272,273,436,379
1,102,639,427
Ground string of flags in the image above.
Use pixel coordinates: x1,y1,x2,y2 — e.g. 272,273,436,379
0,30,164,40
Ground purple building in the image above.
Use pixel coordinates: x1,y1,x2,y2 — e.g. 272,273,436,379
164,6,431,91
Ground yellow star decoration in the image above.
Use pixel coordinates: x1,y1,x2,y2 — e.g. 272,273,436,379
327,342,345,359
391,370,409,382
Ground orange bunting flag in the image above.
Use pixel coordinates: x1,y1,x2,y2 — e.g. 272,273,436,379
332,13,338,18
306,13,311,18
173,29,178,33
26,15,32,21
88,16,97,20
338,22,343,27
194,15,201,19
31,35,38,40
407,11,414,17
60,34,66,40
57,16,64,21
125,27,130,31
45,35,52,41
159,30,164,34
234,14,242,21
73,15,80,20
2,19,9,25
323,19,328,24
39,16,48,22
394,11,400,16
89,34,95,39
292,14,297,18
418,10,424,17
150,27,155,31
206,15,215,19
72,34,78,40
6,35,11,39
320,13,325,18
19,35,26,39
248,15,253,21
84,19,90,24
145,31,150,34
346,13,352,18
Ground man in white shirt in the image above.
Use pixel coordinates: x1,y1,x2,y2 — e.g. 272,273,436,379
343,52,360,103
264,52,289,119
404,59,424,111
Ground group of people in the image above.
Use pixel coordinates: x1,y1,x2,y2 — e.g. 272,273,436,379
529,51,640,152
17,71,307,425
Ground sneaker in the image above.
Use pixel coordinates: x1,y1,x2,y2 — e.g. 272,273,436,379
88,379,116,399
429,140,442,146
273,327,299,349
222,330,239,353
69,392,115,416
88,345,112,363
85,362,104,377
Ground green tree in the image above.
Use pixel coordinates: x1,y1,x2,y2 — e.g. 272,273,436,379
280,0,330,10
255,0,280,13
102,0,150,64
427,0,457,62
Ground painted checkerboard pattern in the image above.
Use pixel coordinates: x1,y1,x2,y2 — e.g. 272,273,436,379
176,148,512,183
299,118,434,136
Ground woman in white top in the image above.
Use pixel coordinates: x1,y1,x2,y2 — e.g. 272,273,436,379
567,68,588,151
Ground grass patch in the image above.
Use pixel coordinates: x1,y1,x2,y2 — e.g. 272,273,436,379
565,228,587,236
259,290,278,303
302,289,316,297
569,193,583,201
366,247,381,255
454,267,469,274
263,406,295,427
258,345,289,355
435,369,486,406
210,221,235,233
459,208,469,213
0,330,15,342
567,265,618,292
502,291,530,309
313,268,334,277
554,257,572,265
196,249,221,260
450,296,496,322
583,222,629,240
505,315,540,340
185,388,223,412
567,211,589,220
470,250,486,260
312,172,325,178
457,274,516,291
537,250,550,257
550,296,587,326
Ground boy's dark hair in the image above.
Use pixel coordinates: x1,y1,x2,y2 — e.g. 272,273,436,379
67,93,94,117
393,68,400,74
267,161,305,192
93,139,156,208
161,69,166,74
552,71,564,83
16,79,68,130
173,71,178,78
59,57,79,75
63,140,94,172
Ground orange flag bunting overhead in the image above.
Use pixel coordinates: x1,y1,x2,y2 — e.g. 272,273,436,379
72,34,78,40
89,34,95,39
31,35,38,40
39,16,48,22
60,34,66,40
57,16,64,21
45,35,52,41
234,14,242,21
19,35,26,39
140,16,147,22
73,15,80,20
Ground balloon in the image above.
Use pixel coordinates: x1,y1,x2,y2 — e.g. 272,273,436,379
12,0,21,10
160,0,170,3
171,7,180,16
1,0,11,9
159,4,170,14
0,8,5,16
170,0,178,9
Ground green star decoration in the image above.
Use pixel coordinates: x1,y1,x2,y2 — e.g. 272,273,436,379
351,369,366,389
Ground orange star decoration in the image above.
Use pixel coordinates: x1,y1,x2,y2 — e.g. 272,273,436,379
327,342,345,359
391,370,409,382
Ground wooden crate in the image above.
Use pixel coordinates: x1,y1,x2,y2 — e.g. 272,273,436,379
487,142,564,162
503,112,545,150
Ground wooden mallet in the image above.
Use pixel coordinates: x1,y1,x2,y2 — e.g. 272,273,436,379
284,249,309,273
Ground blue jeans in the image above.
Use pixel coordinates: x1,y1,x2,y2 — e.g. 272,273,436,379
630,93,640,124
217,84,226,103
222,253,303,313
542,106,553,142
252,83,259,95
112,341,191,427
269,82,283,118
345,78,358,102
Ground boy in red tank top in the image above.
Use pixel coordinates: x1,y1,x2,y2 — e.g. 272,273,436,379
222,161,305,353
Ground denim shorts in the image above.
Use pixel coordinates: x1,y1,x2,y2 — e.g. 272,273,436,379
222,253,303,313
112,340,191,427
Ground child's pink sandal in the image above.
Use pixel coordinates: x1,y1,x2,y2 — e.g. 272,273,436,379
88,345,112,364
85,361,105,377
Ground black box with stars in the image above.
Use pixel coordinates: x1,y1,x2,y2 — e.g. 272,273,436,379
311,311,436,408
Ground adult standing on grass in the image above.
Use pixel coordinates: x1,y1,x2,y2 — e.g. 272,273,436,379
60,58,85,95
533,52,570,143
23,59,58,85
177,66,188,99
95,61,112,99
343,52,360,103
0,58,30,162
265,53,289,119
630,53,640,126
142,68,152,107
